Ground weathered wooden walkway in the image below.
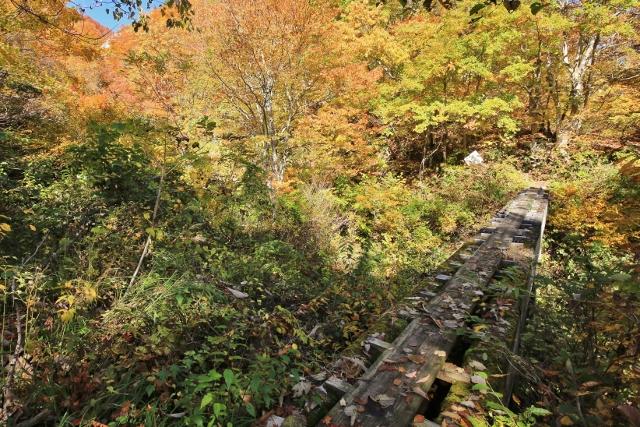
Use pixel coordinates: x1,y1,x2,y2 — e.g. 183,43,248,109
316,188,549,427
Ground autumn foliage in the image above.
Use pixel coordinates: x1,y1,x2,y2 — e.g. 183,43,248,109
1,0,639,425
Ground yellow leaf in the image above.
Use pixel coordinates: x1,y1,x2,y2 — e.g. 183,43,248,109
83,285,98,302
60,308,76,323
560,416,574,426
56,294,75,305
28,224,37,231
0,223,11,232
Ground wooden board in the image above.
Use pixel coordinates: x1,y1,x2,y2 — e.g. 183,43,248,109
319,189,548,427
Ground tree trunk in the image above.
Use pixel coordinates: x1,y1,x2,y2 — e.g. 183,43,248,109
261,75,286,185
556,33,599,147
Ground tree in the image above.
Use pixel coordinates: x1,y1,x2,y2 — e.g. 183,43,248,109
551,0,638,146
373,1,527,174
193,0,338,187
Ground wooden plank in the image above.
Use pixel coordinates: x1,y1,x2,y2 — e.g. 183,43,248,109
366,337,393,353
502,191,548,404
325,376,354,396
320,190,546,427
434,274,452,283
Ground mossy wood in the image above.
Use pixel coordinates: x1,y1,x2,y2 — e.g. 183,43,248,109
320,189,548,427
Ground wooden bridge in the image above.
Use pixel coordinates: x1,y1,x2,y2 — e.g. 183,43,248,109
286,188,549,427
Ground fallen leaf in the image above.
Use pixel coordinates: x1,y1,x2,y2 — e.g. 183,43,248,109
460,400,476,409
580,381,600,389
413,415,426,424
393,378,403,386
468,360,487,371
354,396,368,405
344,356,368,372
443,320,459,328
292,380,312,398
560,415,574,425
226,287,248,298
436,363,470,384
379,363,399,372
442,410,462,420
344,405,358,426
434,350,446,358
311,372,327,382
111,400,132,420
266,415,285,427
373,394,396,408
408,354,426,364
470,375,486,385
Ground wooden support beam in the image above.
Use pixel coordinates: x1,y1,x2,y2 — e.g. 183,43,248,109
434,274,452,283
320,190,547,426
325,376,354,396
366,337,393,353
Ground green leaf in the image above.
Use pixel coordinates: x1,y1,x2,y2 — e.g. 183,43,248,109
146,384,155,396
90,225,107,235
201,392,214,409
208,370,222,381
223,369,234,389
472,383,489,392
470,3,486,15
486,400,504,410
527,406,552,416
467,416,489,427
245,403,256,418
213,402,226,418
530,2,544,14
